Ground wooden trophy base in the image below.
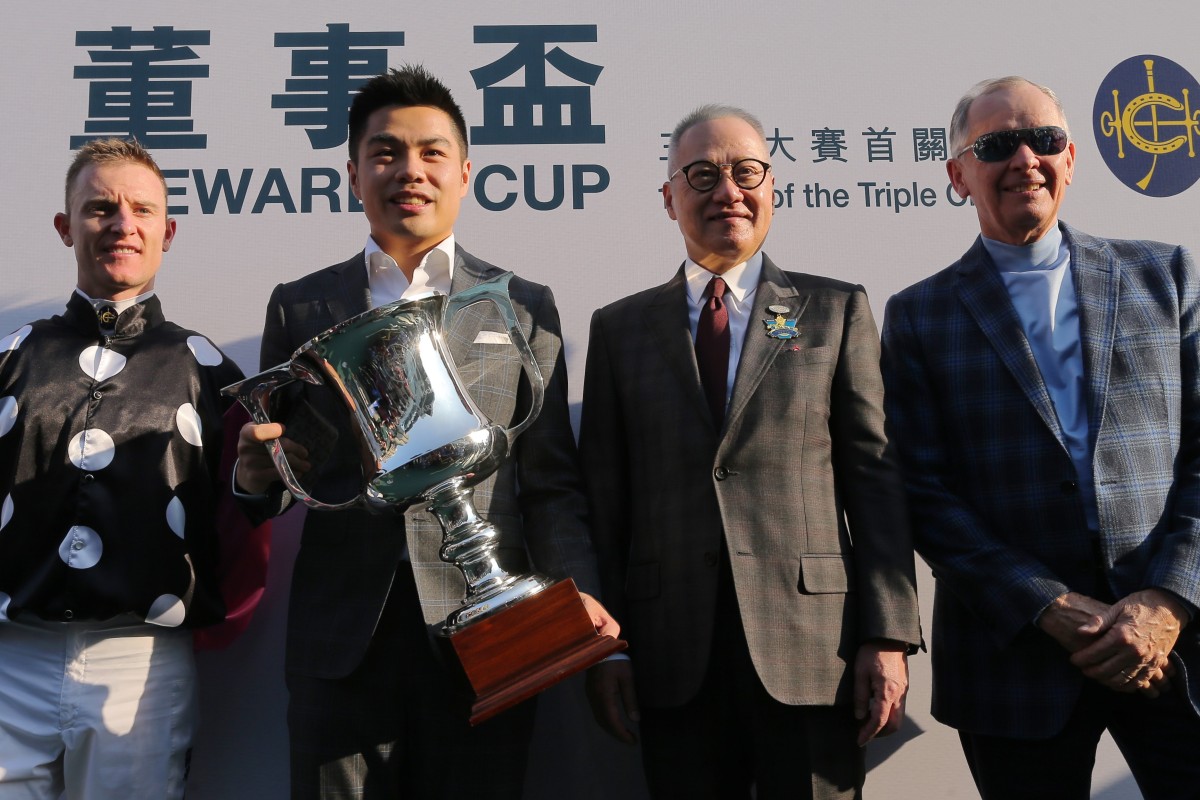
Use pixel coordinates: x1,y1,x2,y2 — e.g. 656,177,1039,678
439,578,627,725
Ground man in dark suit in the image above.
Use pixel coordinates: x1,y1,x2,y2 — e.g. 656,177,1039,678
234,66,617,800
881,76,1200,799
579,105,921,799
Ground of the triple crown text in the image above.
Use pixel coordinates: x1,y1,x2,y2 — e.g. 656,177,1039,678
772,181,973,213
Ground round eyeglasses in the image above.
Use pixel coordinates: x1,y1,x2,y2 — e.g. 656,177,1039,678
669,158,771,192
956,126,1069,163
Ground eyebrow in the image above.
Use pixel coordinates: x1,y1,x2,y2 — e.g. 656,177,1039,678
366,132,453,149
82,194,163,211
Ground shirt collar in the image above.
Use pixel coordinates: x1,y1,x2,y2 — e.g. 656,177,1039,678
363,234,456,295
684,251,763,306
74,287,156,315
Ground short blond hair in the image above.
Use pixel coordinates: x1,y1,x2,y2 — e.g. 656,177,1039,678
65,138,168,211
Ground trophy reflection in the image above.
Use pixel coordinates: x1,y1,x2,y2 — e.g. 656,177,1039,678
224,273,624,722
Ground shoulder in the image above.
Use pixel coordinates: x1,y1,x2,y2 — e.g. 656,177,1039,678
776,268,861,297
1065,223,1184,265
889,256,970,308
592,281,669,326
454,246,558,327
0,317,54,377
148,321,245,383
271,253,364,302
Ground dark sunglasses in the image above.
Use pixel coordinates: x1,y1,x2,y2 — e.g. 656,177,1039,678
957,126,1069,162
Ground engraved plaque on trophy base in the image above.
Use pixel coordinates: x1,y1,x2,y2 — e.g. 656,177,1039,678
440,579,628,725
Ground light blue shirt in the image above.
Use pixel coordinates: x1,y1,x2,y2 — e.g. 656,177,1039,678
984,227,1097,530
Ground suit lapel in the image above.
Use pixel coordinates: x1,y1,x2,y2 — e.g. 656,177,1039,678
644,266,713,427
1066,224,1118,449
725,255,805,428
328,253,371,324
446,245,501,368
955,238,1065,442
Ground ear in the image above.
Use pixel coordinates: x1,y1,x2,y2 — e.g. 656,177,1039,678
459,157,471,198
662,182,677,220
946,158,969,200
347,159,362,202
1063,140,1076,186
162,217,177,252
53,212,73,247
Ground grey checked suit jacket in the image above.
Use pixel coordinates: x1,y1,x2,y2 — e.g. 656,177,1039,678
259,246,600,679
579,254,921,708
881,222,1200,738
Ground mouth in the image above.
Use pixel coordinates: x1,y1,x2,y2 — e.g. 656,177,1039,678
390,193,432,209
1006,182,1044,195
104,245,141,256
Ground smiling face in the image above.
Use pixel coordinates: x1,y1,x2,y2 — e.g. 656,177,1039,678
947,82,1075,245
53,161,176,301
662,116,774,274
347,104,471,272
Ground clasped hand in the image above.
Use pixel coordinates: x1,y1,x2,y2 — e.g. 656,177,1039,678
1038,589,1187,697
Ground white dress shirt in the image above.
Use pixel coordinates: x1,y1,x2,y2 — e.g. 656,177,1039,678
364,234,456,306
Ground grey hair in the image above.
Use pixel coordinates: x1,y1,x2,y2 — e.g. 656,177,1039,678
666,104,767,174
948,76,1070,157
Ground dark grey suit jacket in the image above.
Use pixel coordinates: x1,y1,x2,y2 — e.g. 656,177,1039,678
260,246,600,679
579,253,921,708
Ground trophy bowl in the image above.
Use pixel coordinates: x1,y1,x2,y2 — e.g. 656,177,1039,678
224,273,624,722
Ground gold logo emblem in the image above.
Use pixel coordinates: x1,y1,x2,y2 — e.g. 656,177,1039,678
1097,58,1200,193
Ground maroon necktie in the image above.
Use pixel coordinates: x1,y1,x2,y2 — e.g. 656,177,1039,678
695,276,730,427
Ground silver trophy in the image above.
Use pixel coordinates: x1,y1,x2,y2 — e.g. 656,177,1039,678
223,273,553,631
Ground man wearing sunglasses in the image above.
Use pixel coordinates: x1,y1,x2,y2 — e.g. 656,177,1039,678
881,76,1200,798
579,105,922,799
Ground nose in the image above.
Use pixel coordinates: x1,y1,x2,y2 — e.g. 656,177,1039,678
110,208,137,234
394,151,424,182
1010,141,1040,168
711,169,744,203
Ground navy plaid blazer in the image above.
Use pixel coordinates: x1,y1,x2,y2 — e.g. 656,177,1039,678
881,222,1200,737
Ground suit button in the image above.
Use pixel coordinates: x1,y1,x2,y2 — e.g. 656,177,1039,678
703,551,719,567
714,466,729,480
82,473,95,483
63,610,74,620
1060,480,1078,494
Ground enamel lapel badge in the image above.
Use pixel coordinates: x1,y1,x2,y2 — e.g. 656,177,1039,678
763,308,799,339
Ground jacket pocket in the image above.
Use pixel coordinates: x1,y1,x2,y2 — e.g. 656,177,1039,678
797,554,856,594
788,345,835,366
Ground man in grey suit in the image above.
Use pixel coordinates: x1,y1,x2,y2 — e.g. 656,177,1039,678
579,105,921,799
881,76,1200,799
235,66,617,800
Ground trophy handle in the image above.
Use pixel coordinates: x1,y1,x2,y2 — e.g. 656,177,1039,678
222,361,364,512
443,273,545,446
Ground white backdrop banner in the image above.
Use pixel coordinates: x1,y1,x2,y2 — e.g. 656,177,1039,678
2,2,1197,797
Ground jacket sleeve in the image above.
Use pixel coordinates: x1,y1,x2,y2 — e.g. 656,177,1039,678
1143,246,1200,610
510,283,602,598
577,307,632,619
830,287,921,648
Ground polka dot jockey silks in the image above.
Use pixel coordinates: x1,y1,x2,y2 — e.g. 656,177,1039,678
0,293,244,627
